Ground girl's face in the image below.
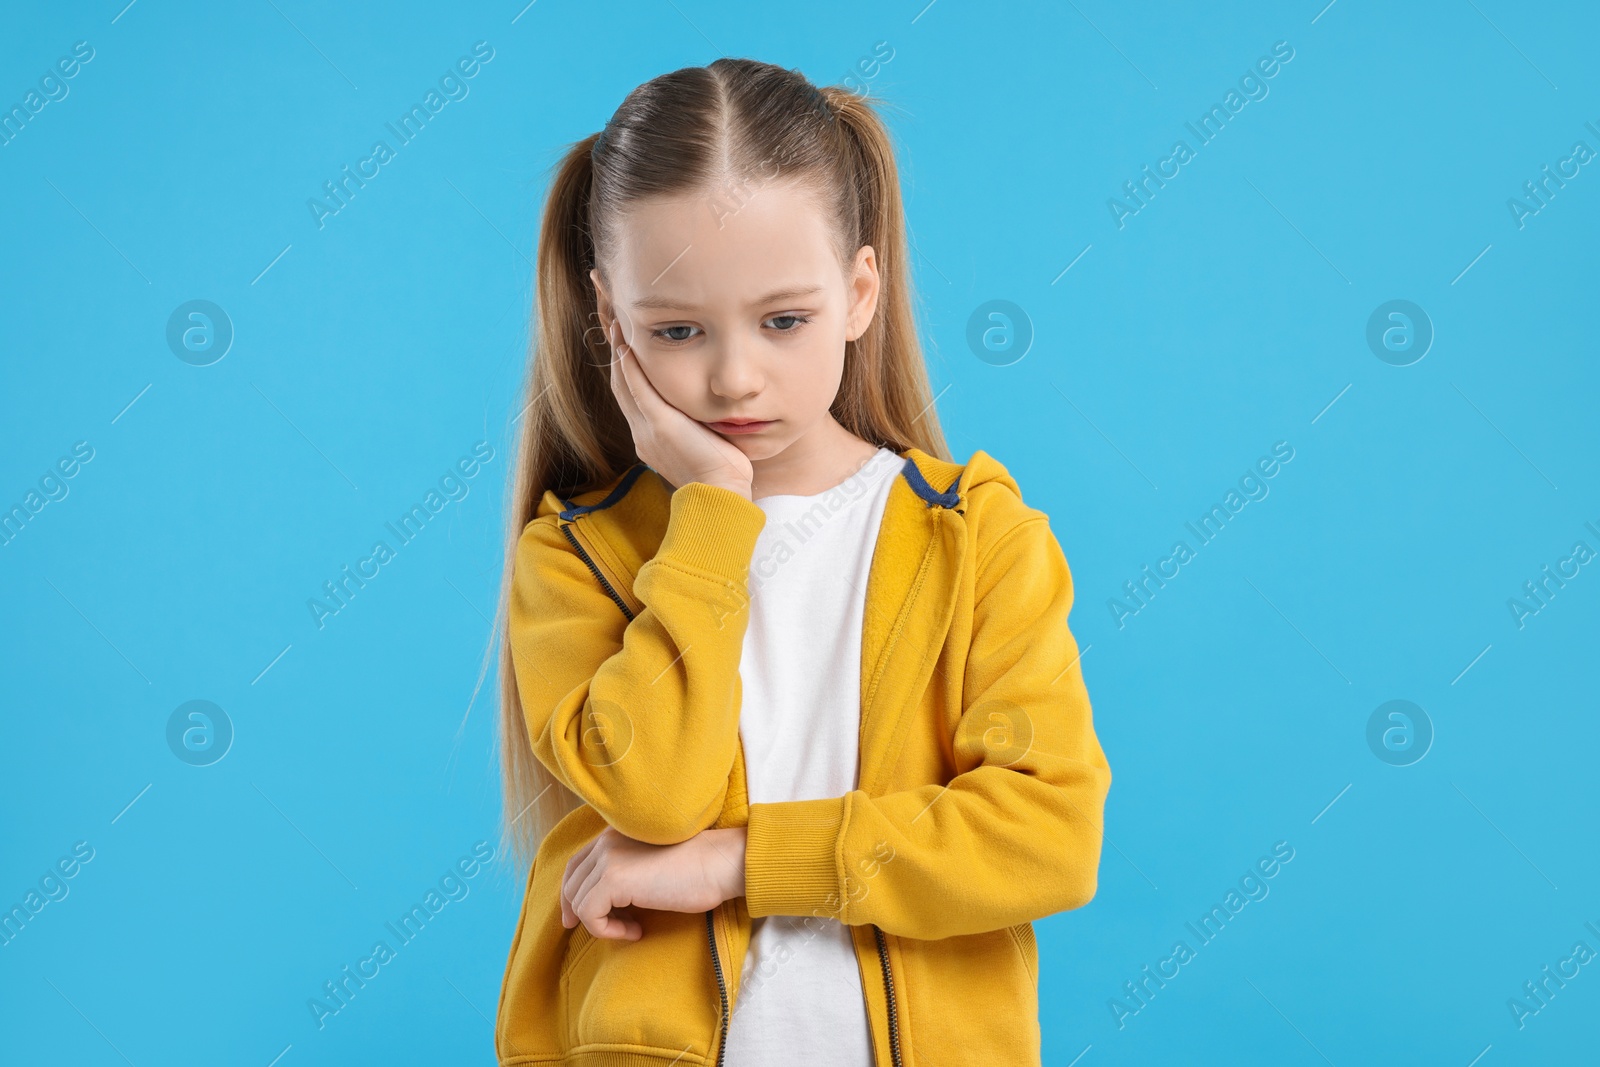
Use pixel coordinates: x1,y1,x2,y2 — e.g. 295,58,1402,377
591,178,880,464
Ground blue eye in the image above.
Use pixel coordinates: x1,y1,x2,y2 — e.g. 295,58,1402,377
652,325,700,343
649,315,812,345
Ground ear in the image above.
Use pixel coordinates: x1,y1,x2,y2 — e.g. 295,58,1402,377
844,245,881,343
585,268,621,351
589,268,614,327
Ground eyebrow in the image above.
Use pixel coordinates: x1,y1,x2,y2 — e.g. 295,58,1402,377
628,285,824,312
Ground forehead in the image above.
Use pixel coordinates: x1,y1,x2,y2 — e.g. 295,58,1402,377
605,178,844,310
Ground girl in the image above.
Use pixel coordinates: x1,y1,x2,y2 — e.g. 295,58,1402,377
493,58,1111,1067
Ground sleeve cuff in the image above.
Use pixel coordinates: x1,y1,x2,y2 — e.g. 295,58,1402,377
743,795,848,920
650,481,768,580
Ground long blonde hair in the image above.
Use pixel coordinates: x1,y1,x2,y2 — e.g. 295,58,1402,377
491,58,952,873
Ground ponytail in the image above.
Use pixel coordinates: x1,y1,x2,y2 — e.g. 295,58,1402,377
488,132,635,872
818,86,948,459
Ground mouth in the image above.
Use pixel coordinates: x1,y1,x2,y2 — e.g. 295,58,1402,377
704,418,775,435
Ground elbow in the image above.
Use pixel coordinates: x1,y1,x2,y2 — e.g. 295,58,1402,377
1056,866,1100,914
610,815,708,846
1049,767,1110,914
1034,810,1104,918
547,742,730,845
1049,827,1104,914
600,787,727,845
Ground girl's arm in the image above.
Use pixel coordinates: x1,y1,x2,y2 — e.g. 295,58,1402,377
508,481,766,845
741,505,1112,941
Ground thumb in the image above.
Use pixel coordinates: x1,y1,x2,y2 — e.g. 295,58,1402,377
597,910,643,941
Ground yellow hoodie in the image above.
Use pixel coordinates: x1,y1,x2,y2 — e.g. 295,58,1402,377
496,446,1111,1067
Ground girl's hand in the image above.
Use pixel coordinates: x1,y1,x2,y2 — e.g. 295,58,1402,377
606,321,754,499
560,825,747,941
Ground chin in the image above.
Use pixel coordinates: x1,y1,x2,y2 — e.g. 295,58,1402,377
725,434,788,462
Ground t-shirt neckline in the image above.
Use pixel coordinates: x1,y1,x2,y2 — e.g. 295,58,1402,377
751,446,901,506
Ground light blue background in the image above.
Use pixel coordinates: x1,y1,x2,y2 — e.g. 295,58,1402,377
3,1,1597,1064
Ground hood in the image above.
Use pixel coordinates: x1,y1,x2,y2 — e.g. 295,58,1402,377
531,445,1029,592
535,445,1021,521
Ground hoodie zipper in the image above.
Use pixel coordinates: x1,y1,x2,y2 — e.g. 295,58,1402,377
874,925,904,1067
560,522,634,622
562,514,901,1067
706,908,731,1067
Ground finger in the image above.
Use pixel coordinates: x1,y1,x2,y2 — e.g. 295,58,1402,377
561,840,600,929
560,839,594,906
613,906,644,941
606,319,626,374
572,880,616,940
569,862,607,934
615,343,675,423
563,853,601,929
617,345,710,463
590,908,642,941
608,323,646,428
612,328,647,409
572,864,636,940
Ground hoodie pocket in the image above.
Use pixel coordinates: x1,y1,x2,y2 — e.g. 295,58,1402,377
562,923,598,977
560,906,723,1055
1008,921,1039,987
497,888,566,1064
899,925,1043,1064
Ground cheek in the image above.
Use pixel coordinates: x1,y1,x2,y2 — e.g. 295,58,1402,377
790,337,846,405
636,354,699,403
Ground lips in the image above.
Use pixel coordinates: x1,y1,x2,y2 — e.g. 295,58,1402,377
705,419,774,435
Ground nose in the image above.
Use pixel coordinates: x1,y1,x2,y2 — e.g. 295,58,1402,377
707,335,763,400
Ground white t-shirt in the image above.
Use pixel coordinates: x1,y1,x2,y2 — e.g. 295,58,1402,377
722,445,903,1066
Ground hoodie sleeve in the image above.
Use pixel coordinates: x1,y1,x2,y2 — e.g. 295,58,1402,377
508,481,767,845
741,508,1112,940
